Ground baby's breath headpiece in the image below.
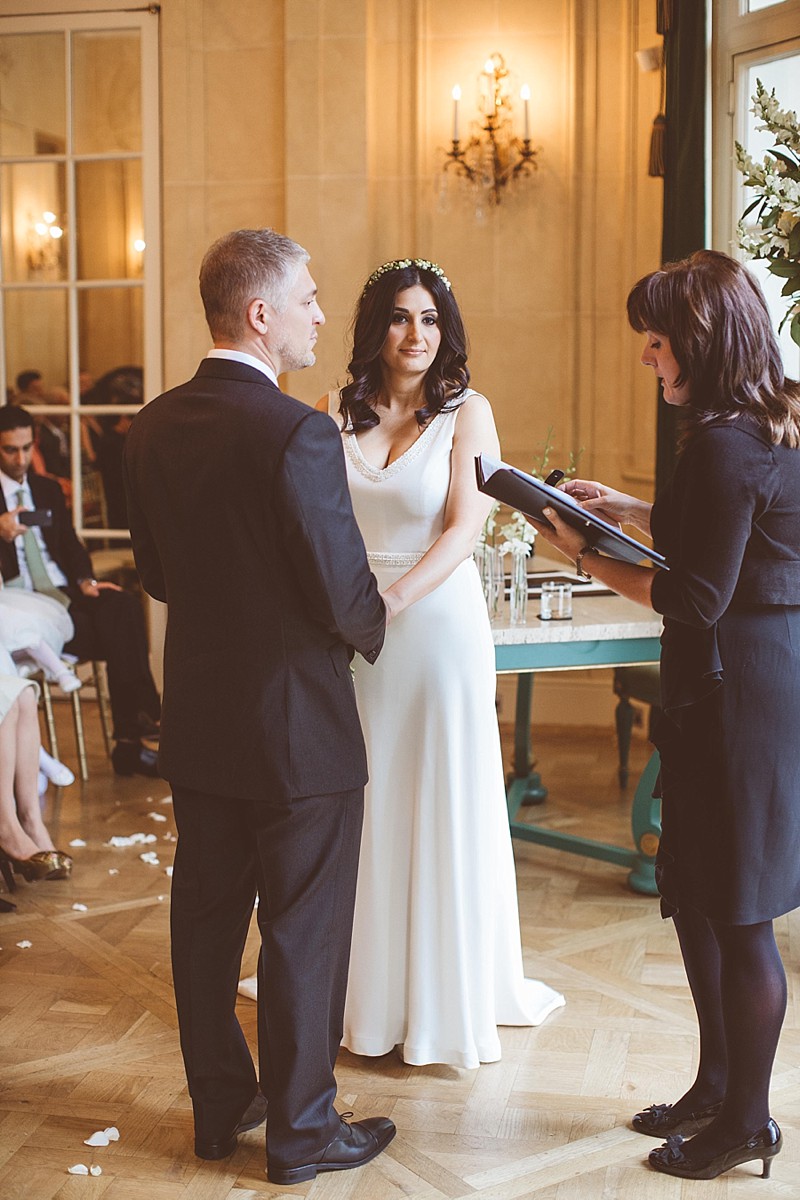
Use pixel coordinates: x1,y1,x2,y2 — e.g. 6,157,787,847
364,258,452,291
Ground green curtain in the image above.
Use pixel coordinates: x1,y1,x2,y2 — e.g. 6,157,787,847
655,0,707,493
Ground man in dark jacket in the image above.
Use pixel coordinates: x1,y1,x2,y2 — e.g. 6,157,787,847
123,229,394,1185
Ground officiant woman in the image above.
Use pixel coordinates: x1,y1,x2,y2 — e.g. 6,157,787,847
533,249,800,1182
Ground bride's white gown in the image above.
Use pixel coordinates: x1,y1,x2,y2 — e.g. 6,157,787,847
339,394,564,1068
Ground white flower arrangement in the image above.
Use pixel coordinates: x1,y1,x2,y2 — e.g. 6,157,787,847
498,511,537,557
735,79,800,347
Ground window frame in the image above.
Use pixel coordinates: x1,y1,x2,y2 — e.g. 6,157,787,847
0,7,161,540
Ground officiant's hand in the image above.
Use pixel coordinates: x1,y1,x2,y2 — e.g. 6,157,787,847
562,478,652,536
531,507,587,566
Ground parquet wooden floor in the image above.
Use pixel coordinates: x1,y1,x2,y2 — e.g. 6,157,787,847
2,699,799,1199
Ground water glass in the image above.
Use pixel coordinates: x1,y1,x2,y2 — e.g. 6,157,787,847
540,580,573,621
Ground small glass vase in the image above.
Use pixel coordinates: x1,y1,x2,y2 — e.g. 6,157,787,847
475,544,504,621
509,545,530,625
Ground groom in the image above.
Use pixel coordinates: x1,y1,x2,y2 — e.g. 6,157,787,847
123,229,394,1185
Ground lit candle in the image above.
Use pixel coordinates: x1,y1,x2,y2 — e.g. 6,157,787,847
451,84,461,142
520,84,531,140
484,59,496,117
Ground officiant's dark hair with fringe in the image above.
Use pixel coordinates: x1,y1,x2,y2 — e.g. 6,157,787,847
339,263,470,433
627,249,800,448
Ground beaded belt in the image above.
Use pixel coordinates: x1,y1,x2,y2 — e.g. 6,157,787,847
367,551,425,567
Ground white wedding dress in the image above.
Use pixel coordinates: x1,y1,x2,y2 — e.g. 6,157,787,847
337,393,565,1068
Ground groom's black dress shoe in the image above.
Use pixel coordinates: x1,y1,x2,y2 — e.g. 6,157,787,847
111,741,160,778
267,1114,396,1184
194,1092,268,1161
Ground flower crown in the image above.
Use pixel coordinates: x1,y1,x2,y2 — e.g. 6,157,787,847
364,258,452,291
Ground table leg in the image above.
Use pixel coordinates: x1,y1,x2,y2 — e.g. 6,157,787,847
507,673,547,813
627,750,661,895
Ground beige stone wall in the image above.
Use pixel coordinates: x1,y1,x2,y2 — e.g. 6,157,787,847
156,0,664,725
159,1,662,482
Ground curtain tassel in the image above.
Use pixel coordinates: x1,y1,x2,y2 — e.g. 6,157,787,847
648,113,666,177
656,0,673,35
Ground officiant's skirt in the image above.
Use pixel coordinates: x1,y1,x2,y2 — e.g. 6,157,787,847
653,605,800,926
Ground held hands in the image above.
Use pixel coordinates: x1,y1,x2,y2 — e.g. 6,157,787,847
380,589,402,625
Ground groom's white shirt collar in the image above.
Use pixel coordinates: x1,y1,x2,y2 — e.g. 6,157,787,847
206,348,278,388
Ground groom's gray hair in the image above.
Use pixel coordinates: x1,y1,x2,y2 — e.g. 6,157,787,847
199,228,309,341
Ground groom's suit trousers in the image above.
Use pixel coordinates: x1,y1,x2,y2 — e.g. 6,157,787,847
170,783,364,1165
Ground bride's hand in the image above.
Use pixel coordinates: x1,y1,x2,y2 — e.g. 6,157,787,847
380,589,402,625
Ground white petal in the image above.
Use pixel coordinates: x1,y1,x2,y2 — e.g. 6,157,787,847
108,869,119,876
104,1127,120,1141
147,812,167,823
165,866,173,877
90,1165,103,1176
160,795,173,804
84,1131,110,1146
69,839,87,848
16,940,32,949
68,1164,89,1174
72,903,88,912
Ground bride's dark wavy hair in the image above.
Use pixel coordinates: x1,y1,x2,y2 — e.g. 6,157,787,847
627,249,800,448
339,263,470,432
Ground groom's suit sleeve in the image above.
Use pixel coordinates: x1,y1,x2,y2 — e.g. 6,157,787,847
277,409,386,662
122,447,167,603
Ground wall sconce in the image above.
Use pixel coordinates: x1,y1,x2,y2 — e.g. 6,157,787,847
27,209,64,277
442,53,538,209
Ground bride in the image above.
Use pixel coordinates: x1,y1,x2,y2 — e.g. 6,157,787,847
318,258,565,1068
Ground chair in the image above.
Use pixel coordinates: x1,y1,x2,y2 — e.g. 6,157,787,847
613,664,661,788
32,660,114,782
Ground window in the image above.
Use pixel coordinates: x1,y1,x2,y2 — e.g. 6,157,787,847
712,0,800,376
734,45,800,376
0,9,160,541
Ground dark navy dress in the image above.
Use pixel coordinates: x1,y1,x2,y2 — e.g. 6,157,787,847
650,414,800,925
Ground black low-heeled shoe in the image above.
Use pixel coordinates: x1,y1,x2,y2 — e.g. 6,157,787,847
632,1099,722,1137
648,1119,782,1180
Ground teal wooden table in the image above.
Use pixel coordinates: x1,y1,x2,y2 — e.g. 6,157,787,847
492,591,663,894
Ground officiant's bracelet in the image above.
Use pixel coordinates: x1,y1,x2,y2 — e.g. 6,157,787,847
575,545,598,579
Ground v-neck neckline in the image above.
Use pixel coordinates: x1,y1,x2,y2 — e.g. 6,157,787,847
347,411,442,478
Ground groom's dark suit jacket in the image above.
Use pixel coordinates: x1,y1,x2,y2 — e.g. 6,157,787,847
123,358,385,802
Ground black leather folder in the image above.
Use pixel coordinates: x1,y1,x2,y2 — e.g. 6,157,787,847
475,454,668,570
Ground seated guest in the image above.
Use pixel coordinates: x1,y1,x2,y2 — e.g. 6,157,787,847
1,575,82,693
0,656,72,892
0,406,161,777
